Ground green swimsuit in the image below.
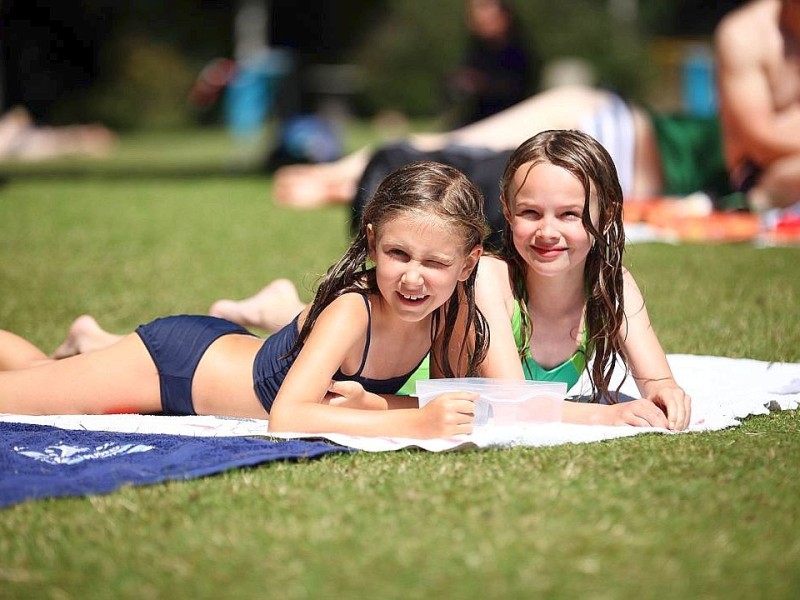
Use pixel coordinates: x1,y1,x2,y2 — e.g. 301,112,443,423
511,302,588,390
397,301,589,395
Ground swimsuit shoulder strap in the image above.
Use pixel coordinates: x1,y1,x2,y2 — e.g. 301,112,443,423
351,293,371,377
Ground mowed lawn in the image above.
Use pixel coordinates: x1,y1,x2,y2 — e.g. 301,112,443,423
1,127,799,599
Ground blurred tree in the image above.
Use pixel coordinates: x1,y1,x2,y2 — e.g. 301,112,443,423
639,0,749,36
353,0,649,117
1,0,111,122
0,0,754,128
1,0,236,126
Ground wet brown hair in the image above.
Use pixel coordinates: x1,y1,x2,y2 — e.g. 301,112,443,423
499,129,626,401
294,161,490,377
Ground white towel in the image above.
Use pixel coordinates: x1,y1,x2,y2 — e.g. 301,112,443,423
2,354,798,452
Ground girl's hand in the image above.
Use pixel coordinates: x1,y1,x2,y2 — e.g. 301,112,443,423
648,386,692,431
618,271,692,430
418,392,477,437
606,399,670,428
323,380,388,410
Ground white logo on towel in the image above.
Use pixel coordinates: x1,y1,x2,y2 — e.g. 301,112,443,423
14,442,155,465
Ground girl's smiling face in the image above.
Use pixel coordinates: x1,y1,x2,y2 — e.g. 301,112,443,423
368,213,481,321
506,161,598,278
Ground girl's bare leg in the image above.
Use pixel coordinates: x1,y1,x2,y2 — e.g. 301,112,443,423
209,279,306,333
51,280,307,360
271,86,615,208
0,330,52,370
273,148,371,208
51,315,123,359
0,332,162,415
0,107,32,158
414,85,614,151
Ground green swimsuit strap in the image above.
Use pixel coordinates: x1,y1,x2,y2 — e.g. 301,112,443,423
511,301,589,390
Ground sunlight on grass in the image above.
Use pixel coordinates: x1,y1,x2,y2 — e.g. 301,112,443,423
1,125,799,599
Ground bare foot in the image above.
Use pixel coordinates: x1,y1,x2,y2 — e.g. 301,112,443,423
11,124,116,161
209,279,306,333
51,315,123,359
0,106,33,159
272,149,369,208
272,164,354,208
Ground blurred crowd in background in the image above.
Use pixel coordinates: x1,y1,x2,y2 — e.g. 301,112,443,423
1,0,745,136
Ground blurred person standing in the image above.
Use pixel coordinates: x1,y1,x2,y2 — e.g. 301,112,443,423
445,0,540,127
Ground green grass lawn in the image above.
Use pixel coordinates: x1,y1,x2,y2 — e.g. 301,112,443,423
1,127,799,599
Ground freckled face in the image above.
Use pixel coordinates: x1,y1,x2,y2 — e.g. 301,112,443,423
368,214,480,321
507,161,598,278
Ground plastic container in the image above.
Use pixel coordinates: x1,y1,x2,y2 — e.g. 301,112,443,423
415,378,566,427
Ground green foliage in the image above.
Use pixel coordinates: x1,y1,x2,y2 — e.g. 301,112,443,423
31,1,732,129
352,0,466,116
87,36,199,130
351,0,653,117
515,2,650,99
38,2,690,128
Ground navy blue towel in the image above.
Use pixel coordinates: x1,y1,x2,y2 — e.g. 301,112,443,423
0,421,353,508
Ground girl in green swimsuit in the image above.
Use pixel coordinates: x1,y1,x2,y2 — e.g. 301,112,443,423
476,129,692,430
397,297,586,394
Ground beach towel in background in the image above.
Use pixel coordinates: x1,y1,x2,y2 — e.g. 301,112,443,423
623,196,800,245
0,422,352,509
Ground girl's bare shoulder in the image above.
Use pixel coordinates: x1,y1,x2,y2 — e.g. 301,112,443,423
477,255,512,285
316,292,370,324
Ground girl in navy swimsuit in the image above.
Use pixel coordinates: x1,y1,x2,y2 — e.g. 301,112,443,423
0,162,489,439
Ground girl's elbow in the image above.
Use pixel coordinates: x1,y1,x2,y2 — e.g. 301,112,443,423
266,405,292,432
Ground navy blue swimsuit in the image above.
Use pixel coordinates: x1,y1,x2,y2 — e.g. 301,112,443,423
253,294,424,410
135,295,425,415
136,315,250,416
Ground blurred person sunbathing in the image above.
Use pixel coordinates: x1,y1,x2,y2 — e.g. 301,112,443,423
276,1,800,217
0,106,115,161
273,85,664,211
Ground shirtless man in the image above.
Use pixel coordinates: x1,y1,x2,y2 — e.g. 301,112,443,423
716,0,800,210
